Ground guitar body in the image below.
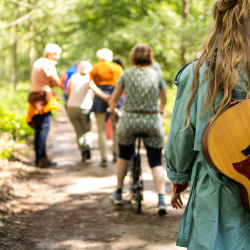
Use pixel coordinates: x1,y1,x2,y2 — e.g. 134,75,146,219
202,99,250,213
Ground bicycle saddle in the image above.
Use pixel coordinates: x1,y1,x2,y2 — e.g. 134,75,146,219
132,132,149,138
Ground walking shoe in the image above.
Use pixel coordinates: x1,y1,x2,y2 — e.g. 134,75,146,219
100,159,108,167
158,200,168,215
36,157,57,168
111,190,123,205
82,150,91,161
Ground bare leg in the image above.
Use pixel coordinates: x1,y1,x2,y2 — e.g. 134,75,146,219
110,114,118,155
152,166,166,194
95,112,107,161
152,165,168,214
116,158,129,188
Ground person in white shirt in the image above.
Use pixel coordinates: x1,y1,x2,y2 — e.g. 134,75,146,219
67,61,110,161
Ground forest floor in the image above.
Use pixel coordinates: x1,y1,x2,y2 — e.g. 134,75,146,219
0,109,190,250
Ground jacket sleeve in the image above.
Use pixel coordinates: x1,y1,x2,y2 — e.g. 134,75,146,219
165,63,198,184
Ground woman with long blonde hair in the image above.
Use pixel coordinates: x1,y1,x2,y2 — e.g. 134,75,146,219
165,0,250,249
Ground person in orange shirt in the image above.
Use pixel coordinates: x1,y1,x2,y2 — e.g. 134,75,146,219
89,48,124,167
27,43,62,168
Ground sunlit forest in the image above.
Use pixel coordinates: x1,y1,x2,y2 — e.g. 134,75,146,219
0,1,218,248
1,0,215,84
0,0,214,156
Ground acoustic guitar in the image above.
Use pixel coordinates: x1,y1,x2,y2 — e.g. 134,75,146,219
202,99,250,213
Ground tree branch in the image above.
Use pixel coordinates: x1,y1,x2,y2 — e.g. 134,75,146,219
0,9,41,30
10,0,33,7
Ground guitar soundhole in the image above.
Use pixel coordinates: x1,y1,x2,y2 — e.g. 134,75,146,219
233,156,250,181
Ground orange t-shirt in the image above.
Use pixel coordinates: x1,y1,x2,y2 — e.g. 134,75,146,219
89,60,124,86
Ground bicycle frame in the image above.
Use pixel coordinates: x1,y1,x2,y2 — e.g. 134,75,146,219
130,137,144,213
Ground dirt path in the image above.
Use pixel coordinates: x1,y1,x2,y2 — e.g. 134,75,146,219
0,110,190,250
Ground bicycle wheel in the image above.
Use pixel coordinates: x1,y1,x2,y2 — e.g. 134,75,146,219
135,153,143,214
135,188,142,214
129,154,138,197
133,154,140,184
129,158,135,196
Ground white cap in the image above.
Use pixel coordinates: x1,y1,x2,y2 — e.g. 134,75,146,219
96,48,113,62
43,43,62,56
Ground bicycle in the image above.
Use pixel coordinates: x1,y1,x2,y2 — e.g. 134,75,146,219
129,133,148,214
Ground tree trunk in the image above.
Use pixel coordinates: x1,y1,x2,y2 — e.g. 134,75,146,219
29,18,35,79
1,49,6,80
11,3,19,91
181,0,189,67
11,25,18,90
1,45,12,82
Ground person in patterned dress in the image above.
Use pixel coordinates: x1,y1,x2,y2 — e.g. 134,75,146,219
109,44,168,214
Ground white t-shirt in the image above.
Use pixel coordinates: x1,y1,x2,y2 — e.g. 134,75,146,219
30,58,57,92
67,73,93,109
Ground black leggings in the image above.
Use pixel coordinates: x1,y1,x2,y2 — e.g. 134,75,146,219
118,143,162,168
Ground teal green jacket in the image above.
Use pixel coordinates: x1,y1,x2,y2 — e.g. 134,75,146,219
165,62,250,249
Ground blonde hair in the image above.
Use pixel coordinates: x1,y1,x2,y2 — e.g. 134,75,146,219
77,61,92,75
96,48,113,62
186,0,250,127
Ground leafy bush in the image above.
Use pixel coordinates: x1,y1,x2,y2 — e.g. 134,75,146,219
0,82,34,140
0,147,13,160
0,82,64,141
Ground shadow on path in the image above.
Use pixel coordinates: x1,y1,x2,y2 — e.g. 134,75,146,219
1,109,188,250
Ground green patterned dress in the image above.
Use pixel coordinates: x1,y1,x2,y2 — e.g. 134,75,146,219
117,67,166,148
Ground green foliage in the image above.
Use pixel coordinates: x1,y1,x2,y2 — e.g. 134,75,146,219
62,0,215,84
0,81,64,141
0,147,12,160
164,85,177,135
0,0,215,86
0,0,216,138
0,82,34,140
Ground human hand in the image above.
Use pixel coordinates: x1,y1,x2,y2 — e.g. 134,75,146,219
159,103,165,113
107,107,119,114
171,193,183,209
103,94,111,103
